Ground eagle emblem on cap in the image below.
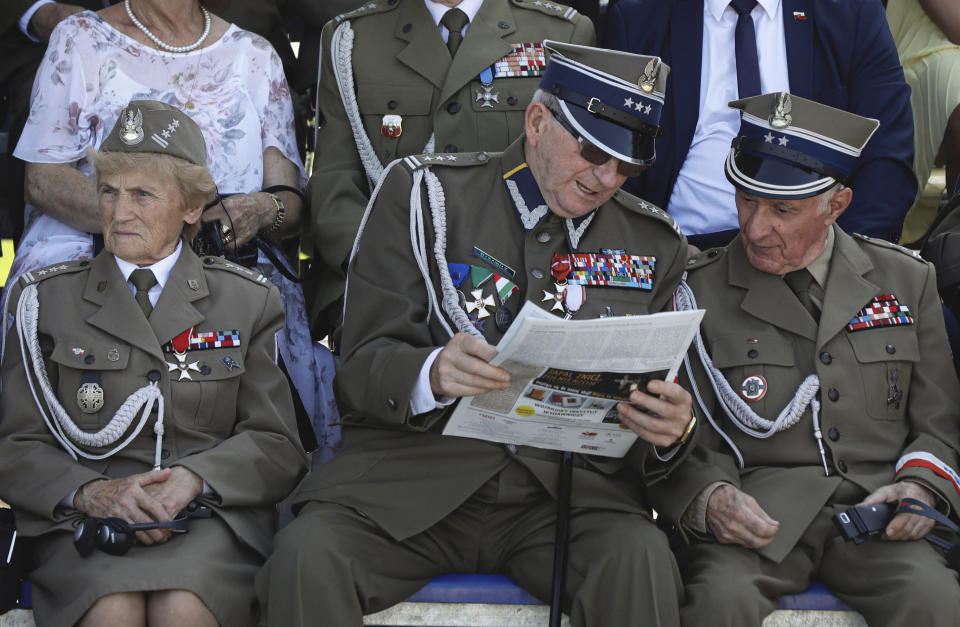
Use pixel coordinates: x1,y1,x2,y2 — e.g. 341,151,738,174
639,58,660,93
769,93,792,129
119,107,144,146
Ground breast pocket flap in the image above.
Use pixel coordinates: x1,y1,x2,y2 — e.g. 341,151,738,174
710,333,795,368
50,341,130,370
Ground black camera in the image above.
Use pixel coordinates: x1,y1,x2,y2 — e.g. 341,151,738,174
192,198,258,268
73,503,211,557
833,502,895,544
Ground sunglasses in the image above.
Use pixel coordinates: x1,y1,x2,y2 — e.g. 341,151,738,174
548,108,647,178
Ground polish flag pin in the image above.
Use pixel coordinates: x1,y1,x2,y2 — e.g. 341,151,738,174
793,11,807,20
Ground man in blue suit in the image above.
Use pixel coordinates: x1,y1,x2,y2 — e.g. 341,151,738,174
605,0,915,248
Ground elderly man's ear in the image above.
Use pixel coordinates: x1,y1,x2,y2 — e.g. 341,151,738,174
825,186,853,224
524,102,551,146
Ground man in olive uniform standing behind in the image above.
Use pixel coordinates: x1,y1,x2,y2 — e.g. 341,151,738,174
656,93,960,626
306,0,594,339
259,42,696,626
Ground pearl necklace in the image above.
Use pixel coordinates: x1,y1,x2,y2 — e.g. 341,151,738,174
124,0,211,53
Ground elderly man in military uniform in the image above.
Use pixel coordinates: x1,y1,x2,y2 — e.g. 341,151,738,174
258,42,696,626
306,0,595,339
0,100,307,627
656,93,960,626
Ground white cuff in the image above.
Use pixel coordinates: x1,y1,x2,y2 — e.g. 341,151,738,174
19,0,55,42
410,347,455,415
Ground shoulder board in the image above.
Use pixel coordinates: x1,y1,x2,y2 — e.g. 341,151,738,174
402,151,493,171
511,0,581,21
684,247,725,271
201,256,271,286
852,233,926,263
17,259,90,287
614,191,683,238
334,0,397,23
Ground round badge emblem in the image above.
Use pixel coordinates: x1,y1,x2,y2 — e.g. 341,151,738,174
77,382,105,414
740,375,767,402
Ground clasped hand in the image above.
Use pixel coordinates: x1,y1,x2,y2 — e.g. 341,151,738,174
74,467,204,546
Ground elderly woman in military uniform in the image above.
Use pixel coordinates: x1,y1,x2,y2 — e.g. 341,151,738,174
0,100,308,627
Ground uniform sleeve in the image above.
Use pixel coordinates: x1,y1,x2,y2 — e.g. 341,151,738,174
891,263,960,513
252,37,306,183
834,0,916,242
0,280,107,524
334,162,445,430
307,19,377,305
13,14,101,165
174,284,308,507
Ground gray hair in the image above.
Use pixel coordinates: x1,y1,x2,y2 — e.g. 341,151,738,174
530,89,561,111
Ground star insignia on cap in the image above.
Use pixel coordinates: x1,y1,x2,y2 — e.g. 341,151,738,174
777,136,790,146
624,97,634,109
764,132,775,143
634,102,643,112
643,104,652,115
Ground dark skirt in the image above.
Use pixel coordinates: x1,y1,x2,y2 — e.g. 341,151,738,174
27,515,261,627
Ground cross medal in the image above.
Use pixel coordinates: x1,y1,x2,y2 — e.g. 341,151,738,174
466,289,496,319
167,328,201,381
476,85,500,108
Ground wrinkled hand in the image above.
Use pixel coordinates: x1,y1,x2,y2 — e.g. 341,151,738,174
142,466,204,522
30,3,84,41
859,481,936,541
202,192,275,247
706,484,780,548
74,469,174,545
430,333,510,398
616,379,694,448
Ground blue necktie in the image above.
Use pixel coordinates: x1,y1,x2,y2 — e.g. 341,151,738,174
731,0,761,97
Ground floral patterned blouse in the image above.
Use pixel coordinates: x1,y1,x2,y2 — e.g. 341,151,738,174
15,11,304,192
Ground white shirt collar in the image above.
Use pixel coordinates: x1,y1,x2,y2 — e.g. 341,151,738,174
114,239,183,290
706,0,780,22
423,0,485,28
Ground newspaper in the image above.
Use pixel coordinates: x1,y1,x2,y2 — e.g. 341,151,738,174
443,301,705,458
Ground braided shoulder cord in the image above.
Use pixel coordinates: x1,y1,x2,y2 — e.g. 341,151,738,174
675,280,829,470
332,22,383,188
332,21,435,190
424,169,482,338
16,283,166,469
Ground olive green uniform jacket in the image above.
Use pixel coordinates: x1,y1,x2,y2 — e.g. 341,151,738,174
307,0,594,338
650,229,960,563
0,247,308,556
293,137,689,541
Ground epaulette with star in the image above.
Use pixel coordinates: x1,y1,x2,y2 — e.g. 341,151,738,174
511,0,581,22
402,151,494,171
333,0,397,23
684,247,725,271
200,256,271,287
614,191,683,239
852,233,926,263
16,259,90,287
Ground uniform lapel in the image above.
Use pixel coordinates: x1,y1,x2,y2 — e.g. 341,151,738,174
783,0,813,97
395,0,450,89
83,253,164,361
816,228,877,349
727,238,818,341
149,247,209,348
670,0,704,182
438,0,514,107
